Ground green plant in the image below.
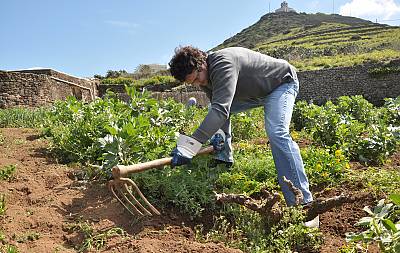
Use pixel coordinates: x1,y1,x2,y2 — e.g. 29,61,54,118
0,194,5,215
335,95,375,124
231,108,266,140
0,165,16,181
13,231,40,243
355,124,400,165
216,143,278,196
44,87,195,170
199,206,322,253
100,77,134,86
368,65,400,77
1,244,19,253
347,167,400,197
292,96,400,165
67,221,125,252
302,147,350,187
0,107,49,128
346,194,400,252
0,132,4,145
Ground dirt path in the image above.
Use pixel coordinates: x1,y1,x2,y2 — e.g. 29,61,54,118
0,128,242,253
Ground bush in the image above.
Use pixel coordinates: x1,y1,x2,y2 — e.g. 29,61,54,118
302,147,350,187
100,77,134,86
292,96,400,165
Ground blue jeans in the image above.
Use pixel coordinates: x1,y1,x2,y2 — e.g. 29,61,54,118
215,79,313,206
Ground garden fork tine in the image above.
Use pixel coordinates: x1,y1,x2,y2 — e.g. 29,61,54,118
109,146,214,216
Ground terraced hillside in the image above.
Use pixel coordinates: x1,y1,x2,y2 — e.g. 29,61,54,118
214,12,400,70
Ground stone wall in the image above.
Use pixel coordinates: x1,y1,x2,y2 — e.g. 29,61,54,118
298,59,400,105
98,59,399,107
0,69,98,108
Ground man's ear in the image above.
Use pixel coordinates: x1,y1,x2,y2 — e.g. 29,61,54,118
200,63,207,71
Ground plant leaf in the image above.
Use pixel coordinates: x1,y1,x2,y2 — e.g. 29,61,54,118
389,193,400,206
382,219,397,232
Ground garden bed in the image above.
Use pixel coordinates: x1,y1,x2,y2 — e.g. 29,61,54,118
1,128,398,252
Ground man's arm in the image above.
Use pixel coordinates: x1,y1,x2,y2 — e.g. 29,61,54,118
192,56,238,143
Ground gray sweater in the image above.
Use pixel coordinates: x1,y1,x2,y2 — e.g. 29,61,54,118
192,47,296,143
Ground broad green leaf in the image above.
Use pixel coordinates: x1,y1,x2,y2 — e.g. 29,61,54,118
389,193,400,206
377,203,393,218
363,206,374,215
382,219,397,232
105,125,118,135
356,217,373,226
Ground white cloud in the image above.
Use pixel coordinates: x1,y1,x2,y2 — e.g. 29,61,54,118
339,0,400,20
105,20,139,29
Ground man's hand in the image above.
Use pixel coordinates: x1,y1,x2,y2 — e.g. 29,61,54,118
210,129,225,151
171,134,202,167
171,148,192,167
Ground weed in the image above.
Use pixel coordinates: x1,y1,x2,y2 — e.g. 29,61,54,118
67,221,125,252
13,139,26,145
13,231,40,243
0,194,6,215
0,132,4,145
0,230,5,242
1,244,19,253
0,165,16,181
197,206,322,252
347,167,400,196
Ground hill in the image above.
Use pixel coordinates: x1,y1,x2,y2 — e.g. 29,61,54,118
213,12,400,70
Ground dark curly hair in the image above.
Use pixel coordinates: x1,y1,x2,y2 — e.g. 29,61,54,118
168,46,207,82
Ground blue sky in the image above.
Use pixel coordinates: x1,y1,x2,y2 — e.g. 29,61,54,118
1,0,400,78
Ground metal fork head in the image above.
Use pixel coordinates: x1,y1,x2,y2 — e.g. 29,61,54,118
108,177,160,216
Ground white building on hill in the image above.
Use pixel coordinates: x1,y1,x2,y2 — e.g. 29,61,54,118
275,1,297,13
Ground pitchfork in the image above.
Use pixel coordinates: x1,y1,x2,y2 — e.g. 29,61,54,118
109,146,214,216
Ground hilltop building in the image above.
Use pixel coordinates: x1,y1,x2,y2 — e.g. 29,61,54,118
275,1,297,13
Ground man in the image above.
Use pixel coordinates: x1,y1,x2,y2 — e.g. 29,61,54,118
168,46,318,227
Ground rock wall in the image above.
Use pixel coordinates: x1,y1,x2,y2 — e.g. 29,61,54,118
2,59,398,109
298,59,400,105
99,60,399,107
0,69,98,108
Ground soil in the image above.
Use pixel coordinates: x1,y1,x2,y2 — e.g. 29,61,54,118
0,128,398,253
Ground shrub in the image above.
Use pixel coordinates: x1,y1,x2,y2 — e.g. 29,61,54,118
292,96,400,165
100,77,134,86
302,147,350,187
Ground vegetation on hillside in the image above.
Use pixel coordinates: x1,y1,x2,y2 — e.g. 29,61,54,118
214,12,400,70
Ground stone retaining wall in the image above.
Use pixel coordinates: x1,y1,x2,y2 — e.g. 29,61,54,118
298,59,400,105
0,69,98,108
99,59,399,107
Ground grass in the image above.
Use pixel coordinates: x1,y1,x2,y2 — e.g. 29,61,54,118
347,167,400,197
292,49,400,70
0,165,16,181
67,221,125,252
251,21,400,70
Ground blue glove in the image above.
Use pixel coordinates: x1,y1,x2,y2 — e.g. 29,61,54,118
171,148,192,167
171,134,202,168
210,130,225,152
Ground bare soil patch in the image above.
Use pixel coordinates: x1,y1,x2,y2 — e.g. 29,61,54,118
0,128,397,252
